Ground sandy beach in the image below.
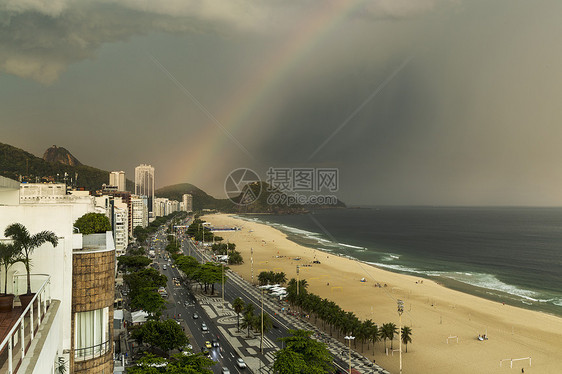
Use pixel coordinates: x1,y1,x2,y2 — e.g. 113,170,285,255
202,213,562,373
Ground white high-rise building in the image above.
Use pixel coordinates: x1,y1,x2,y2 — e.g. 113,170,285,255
109,171,126,191
154,197,181,217
134,164,154,214
0,177,116,374
113,203,128,255
182,193,193,213
94,195,129,255
131,195,148,229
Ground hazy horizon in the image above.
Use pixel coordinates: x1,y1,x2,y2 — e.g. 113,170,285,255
2,0,562,206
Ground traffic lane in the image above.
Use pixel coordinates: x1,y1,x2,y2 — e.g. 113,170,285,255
167,276,241,373
183,243,294,345
222,277,291,341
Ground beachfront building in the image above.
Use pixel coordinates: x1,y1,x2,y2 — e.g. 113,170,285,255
131,195,148,230
109,171,126,192
134,164,154,215
94,195,129,256
182,194,193,213
0,177,116,373
154,197,181,217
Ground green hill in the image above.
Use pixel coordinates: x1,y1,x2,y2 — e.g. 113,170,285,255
0,142,134,192
0,141,345,213
156,181,345,213
155,183,233,212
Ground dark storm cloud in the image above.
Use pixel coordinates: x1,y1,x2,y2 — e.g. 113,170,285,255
0,0,266,83
2,0,562,206
0,0,452,83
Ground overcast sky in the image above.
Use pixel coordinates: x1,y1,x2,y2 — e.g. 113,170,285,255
1,0,562,206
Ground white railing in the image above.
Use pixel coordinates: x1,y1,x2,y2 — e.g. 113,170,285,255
0,274,51,374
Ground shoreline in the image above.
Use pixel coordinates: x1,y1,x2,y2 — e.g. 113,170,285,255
202,213,562,373
237,213,562,318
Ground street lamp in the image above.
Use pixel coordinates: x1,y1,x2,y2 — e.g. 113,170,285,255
397,299,404,374
296,265,300,296
221,262,225,308
344,335,355,374
261,287,264,353
251,248,254,285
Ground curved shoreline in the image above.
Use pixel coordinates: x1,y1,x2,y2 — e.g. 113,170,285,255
236,214,562,318
203,213,562,374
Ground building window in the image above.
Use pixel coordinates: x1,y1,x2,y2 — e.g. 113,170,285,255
74,307,110,360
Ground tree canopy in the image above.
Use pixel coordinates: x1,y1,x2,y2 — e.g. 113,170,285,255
118,255,152,272
128,353,214,374
132,320,189,353
74,213,111,234
273,329,334,374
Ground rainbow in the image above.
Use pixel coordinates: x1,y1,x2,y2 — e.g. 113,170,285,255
171,0,368,188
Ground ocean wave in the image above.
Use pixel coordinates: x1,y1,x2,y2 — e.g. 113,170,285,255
337,242,366,250
365,264,545,303
381,253,400,262
366,261,426,275
437,272,540,301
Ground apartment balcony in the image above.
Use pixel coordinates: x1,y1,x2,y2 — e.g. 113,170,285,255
0,275,57,374
73,232,115,253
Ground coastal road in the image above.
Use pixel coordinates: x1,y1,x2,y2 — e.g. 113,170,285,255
177,235,387,374
155,232,245,373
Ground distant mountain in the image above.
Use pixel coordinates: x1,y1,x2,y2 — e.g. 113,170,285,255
0,142,134,192
43,145,82,166
155,183,233,212
0,141,344,213
156,181,346,213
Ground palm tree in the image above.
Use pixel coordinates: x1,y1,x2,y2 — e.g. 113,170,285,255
241,312,256,338
361,320,375,352
253,312,273,351
380,323,390,351
388,323,398,349
0,242,19,294
4,223,58,295
380,323,395,353
274,272,287,285
401,326,412,352
370,324,380,355
233,297,245,332
244,302,255,317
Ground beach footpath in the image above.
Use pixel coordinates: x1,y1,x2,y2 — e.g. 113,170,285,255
202,214,562,374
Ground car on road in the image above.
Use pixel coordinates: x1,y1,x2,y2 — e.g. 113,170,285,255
205,341,212,349
192,313,199,319
212,339,219,347
221,368,230,374
201,323,208,331
236,358,247,368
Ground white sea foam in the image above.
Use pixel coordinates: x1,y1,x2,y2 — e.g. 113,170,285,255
364,264,544,302
381,253,400,262
338,242,366,250
438,272,540,301
366,261,426,275
234,215,561,309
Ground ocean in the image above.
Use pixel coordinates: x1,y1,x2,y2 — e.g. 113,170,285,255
238,207,562,316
